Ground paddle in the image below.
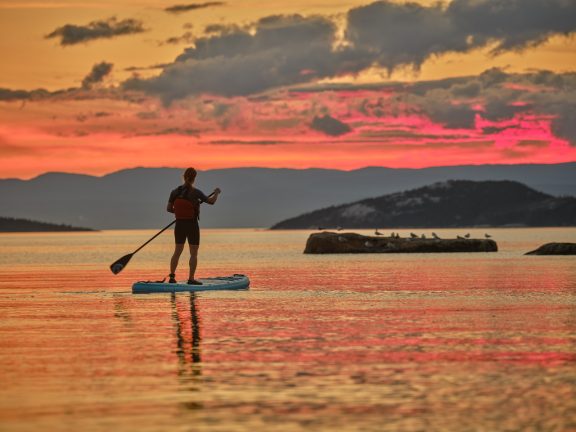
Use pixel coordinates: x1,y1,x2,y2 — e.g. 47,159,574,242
110,220,176,274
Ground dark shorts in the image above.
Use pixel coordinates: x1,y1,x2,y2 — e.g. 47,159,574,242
174,219,200,245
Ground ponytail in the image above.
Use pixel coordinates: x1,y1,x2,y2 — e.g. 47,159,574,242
183,167,197,189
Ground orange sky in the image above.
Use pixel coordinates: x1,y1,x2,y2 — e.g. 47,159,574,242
0,0,575,179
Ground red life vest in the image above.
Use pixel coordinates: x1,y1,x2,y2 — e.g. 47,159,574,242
172,185,201,220
173,198,199,220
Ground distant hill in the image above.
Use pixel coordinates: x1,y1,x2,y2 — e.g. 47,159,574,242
271,180,576,229
0,163,575,229
0,216,94,232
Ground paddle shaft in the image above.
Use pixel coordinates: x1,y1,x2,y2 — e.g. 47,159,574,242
132,220,176,255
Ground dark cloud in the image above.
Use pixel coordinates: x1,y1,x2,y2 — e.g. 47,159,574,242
408,69,576,144
165,2,225,14
204,23,231,34
404,84,478,129
325,66,574,143
483,71,576,145
81,62,113,89
123,0,576,102
0,88,49,101
478,67,509,87
346,1,466,72
311,115,352,136
46,17,145,46
346,0,576,71
482,97,530,122
0,88,34,101
123,15,360,102
519,73,576,144
425,103,477,129
161,31,195,45
482,125,514,134
450,81,481,98
154,128,202,136
447,0,576,54
549,102,576,143
124,63,168,72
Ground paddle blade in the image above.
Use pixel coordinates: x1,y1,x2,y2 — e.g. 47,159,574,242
110,253,133,274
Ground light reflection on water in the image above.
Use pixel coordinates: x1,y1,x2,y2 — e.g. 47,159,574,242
0,228,575,431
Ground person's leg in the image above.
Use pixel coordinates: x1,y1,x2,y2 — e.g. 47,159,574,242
170,243,185,280
188,244,199,281
187,221,201,284
170,220,187,282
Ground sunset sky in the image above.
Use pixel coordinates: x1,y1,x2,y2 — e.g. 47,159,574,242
1,0,575,179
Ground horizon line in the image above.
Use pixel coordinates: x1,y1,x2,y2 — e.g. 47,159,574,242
2,160,576,181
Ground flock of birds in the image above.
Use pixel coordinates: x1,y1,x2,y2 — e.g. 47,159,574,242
319,226,492,239
377,230,492,239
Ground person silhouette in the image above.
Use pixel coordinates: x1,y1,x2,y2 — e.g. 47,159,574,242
166,167,221,284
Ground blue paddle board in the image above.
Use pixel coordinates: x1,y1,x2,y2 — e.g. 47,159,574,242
132,274,249,294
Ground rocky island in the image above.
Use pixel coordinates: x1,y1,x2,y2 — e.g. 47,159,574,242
525,243,576,255
304,232,497,254
272,180,576,229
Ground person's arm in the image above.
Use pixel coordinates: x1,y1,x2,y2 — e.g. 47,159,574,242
205,188,221,205
167,189,176,213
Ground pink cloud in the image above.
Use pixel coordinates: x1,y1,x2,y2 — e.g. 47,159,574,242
1,78,575,179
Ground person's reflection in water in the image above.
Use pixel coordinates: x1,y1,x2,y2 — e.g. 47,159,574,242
112,294,133,326
171,292,203,407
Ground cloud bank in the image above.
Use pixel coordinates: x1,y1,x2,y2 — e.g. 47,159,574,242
124,14,354,101
4,1,575,148
124,0,576,101
46,17,145,45
406,68,576,144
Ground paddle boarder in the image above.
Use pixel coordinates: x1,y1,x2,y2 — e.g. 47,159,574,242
167,167,221,285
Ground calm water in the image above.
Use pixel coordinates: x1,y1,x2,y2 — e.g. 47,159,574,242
1,228,575,431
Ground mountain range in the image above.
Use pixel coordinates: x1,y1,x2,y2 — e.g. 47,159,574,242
0,163,574,229
271,180,576,229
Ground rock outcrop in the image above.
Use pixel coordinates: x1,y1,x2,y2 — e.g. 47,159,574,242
525,243,576,255
304,232,498,254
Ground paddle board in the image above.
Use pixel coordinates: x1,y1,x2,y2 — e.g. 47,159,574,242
132,274,249,294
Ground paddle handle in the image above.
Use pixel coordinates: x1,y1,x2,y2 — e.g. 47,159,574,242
132,220,176,254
